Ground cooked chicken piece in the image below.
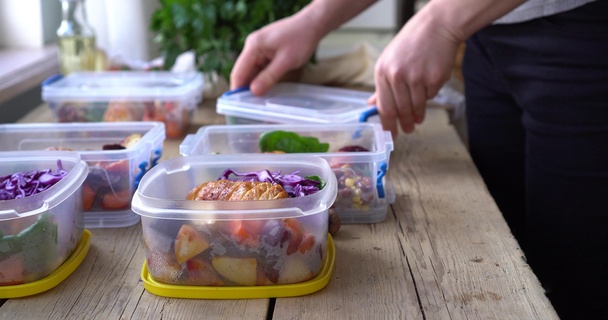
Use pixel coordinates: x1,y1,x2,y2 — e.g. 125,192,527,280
187,180,289,201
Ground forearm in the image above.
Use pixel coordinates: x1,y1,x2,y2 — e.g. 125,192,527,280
295,0,378,39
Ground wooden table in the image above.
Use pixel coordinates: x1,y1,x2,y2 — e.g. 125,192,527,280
1,95,558,319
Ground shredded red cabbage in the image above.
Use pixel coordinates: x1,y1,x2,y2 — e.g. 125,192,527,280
219,169,323,198
0,160,68,201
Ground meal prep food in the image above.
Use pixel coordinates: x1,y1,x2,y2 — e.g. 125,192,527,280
0,151,88,286
180,123,394,223
42,71,204,138
0,122,166,228
131,154,337,286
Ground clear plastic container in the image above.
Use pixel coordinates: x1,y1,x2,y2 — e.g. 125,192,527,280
0,122,166,228
216,83,379,125
180,123,395,223
0,151,88,286
42,71,204,138
131,154,337,287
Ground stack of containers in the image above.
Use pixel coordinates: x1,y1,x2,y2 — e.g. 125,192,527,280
213,83,395,223
0,122,166,228
130,82,392,298
41,71,204,139
0,151,90,297
180,122,394,223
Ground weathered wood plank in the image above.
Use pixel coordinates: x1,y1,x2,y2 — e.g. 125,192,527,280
390,109,558,319
273,209,423,320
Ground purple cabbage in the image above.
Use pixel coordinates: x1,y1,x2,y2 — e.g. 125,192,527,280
218,169,323,198
0,160,68,201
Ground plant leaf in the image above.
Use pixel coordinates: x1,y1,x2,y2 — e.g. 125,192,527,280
259,131,330,153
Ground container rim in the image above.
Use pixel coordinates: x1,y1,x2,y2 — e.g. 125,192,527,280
42,71,204,101
131,154,337,220
0,151,88,219
180,123,393,159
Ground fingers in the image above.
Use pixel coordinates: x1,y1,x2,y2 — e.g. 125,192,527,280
230,43,262,90
409,84,426,124
250,52,294,96
374,73,430,135
375,76,401,136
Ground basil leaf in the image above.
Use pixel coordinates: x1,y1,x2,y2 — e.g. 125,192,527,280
259,131,329,153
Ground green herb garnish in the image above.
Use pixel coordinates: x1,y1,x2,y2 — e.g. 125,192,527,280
259,131,329,153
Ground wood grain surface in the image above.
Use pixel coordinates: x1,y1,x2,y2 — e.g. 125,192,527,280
1,93,558,320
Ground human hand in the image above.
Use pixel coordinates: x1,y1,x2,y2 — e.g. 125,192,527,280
368,12,461,136
230,14,322,96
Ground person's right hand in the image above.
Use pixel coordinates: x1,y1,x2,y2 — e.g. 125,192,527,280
230,13,322,96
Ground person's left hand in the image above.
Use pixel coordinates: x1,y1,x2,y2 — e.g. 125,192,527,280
368,12,461,136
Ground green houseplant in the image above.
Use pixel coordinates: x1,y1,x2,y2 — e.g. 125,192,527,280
150,0,311,83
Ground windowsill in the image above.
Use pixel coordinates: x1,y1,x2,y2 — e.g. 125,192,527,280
0,45,60,105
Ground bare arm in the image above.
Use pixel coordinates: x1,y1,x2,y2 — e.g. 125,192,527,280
370,0,527,136
230,0,377,94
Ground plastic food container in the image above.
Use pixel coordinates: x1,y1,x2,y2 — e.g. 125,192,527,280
216,83,379,125
132,154,337,289
0,151,88,286
180,123,394,223
0,122,166,228
42,71,204,139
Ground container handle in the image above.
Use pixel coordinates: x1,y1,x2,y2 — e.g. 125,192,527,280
42,74,63,87
376,162,387,199
151,146,163,168
134,161,148,189
222,86,250,97
359,106,378,123
179,134,195,156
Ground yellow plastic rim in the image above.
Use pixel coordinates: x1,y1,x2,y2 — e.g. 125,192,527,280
0,229,91,299
141,234,335,299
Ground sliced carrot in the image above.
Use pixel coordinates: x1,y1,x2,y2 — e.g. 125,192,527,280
82,183,96,211
101,189,132,210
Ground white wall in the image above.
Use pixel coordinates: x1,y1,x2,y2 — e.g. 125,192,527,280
341,0,397,30
0,0,44,48
87,0,160,62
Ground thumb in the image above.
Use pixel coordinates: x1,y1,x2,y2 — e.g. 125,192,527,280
367,92,378,106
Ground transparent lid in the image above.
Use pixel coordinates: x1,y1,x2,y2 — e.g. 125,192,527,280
131,154,337,220
42,71,204,101
217,83,376,124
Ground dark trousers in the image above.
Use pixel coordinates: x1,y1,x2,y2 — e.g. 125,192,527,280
463,1,608,319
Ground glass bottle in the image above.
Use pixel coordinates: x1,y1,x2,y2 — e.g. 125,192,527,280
56,0,96,75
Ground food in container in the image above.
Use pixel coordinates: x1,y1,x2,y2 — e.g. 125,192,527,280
132,154,337,286
0,122,166,228
0,151,88,286
41,71,204,138
180,123,394,223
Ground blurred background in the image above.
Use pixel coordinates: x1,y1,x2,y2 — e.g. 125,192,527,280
0,0,430,122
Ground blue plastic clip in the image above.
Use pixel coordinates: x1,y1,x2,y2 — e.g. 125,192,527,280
376,162,387,199
353,106,379,139
134,161,148,189
42,74,63,87
151,147,162,168
359,106,378,123
222,86,250,97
